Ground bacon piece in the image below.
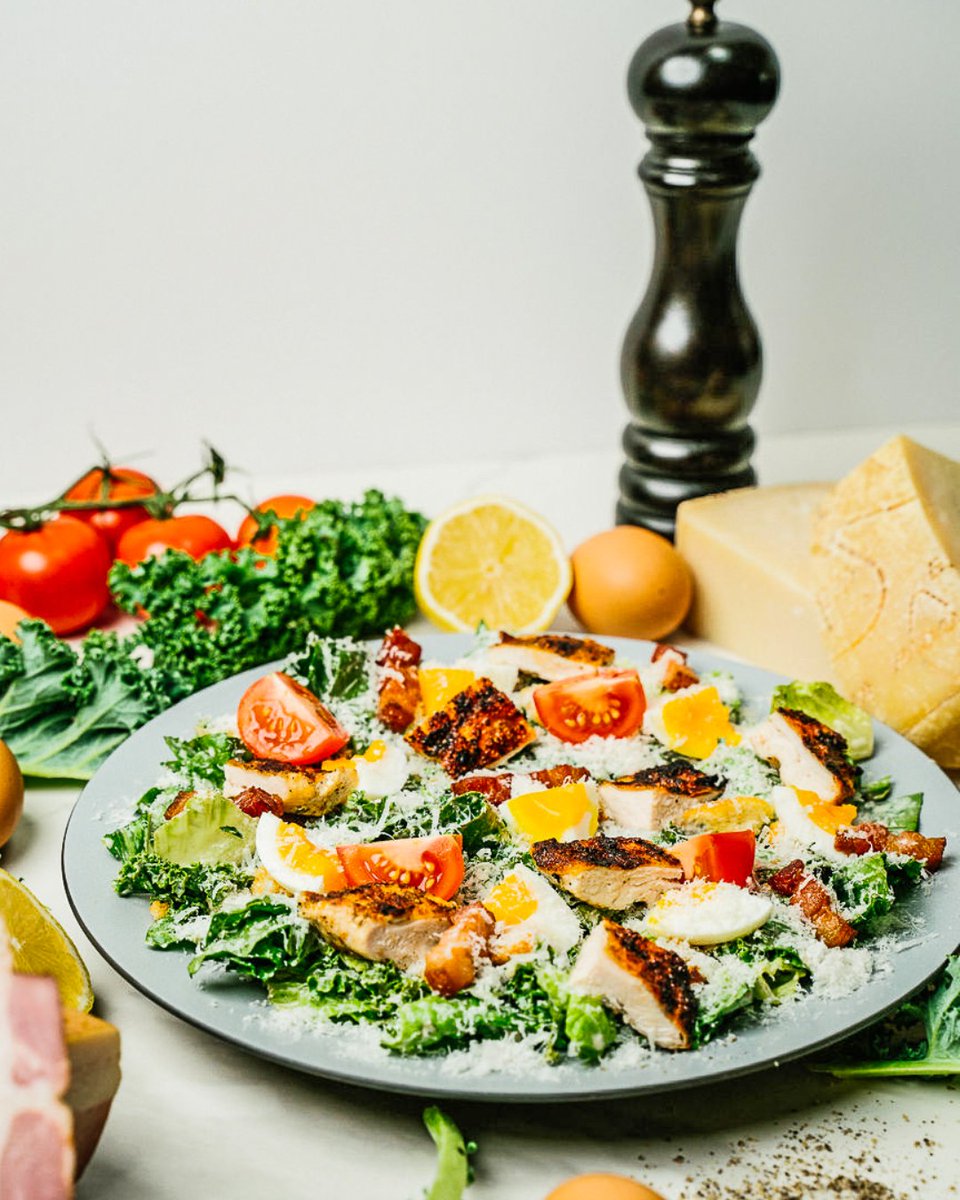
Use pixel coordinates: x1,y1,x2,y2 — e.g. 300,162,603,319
376,627,422,733
163,789,195,820
230,786,284,819
424,902,500,997
834,823,946,871
768,858,856,948
650,644,699,691
450,764,591,807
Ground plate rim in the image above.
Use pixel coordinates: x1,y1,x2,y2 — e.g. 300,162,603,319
62,633,960,1103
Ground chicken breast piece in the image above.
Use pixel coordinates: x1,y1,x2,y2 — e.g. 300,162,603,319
405,678,535,777
223,758,357,817
531,835,683,909
484,632,615,681
569,920,697,1050
598,762,723,831
746,709,856,803
299,884,455,970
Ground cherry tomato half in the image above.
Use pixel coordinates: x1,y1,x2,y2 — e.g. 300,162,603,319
116,514,233,566
672,830,756,886
237,494,315,557
337,835,465,901
238,672,349,766
534,669,646,744
64,467,159,553
0,516,112,635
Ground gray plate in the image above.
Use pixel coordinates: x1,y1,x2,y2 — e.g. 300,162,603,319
63,635,960,1102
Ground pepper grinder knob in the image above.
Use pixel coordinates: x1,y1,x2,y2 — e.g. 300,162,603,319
616,1,780,538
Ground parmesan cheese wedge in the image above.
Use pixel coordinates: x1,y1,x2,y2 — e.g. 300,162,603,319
811,435,960,767
62,1009,121,1180
676,483,836,681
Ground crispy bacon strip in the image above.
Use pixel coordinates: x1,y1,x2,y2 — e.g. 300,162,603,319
376,627,422,733
769,859,857,948
231,786,284,819
423,902,500,996
834,823,945,871
163,790,195,820
450,764,591,807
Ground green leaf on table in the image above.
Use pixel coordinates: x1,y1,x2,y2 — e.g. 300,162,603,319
422,1107,475,1200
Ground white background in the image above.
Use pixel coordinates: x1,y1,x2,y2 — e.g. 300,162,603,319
1,0,958,503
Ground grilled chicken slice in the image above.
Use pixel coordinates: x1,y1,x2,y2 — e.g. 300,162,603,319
531,835,683,909
450,764,591,806
423,902,499,996
484,632,615,681
598,762,723,831
299,884,454,970
747,709,856,803
405,678,535,777
223,757,357,817
569,920,697,1050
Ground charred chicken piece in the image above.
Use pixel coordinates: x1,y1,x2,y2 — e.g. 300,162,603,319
405,678,535,777
484,632,616,681
747,708,857,803
598,761,723,830
531,835,683,910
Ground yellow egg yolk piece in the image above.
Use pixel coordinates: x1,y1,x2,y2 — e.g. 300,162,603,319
681,794,775,833
661,686,741,759
484,874,539,925
274,821,344,884
503,782,599,844
418,668,476,718
790,787,858,833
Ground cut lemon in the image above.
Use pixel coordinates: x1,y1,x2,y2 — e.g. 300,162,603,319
415,495,572,633
0,867,94,1011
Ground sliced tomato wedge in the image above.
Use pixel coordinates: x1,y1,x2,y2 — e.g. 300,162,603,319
337,835,464,901
237,672,349,765
672,830,756,886
533,669,646,744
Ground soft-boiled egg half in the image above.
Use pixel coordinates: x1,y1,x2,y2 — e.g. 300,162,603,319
483,863,581,956
643,685,740,760
256,812,348,894
643,880,772,946
500,782,599,845
333,739,410,798
770,784,857,860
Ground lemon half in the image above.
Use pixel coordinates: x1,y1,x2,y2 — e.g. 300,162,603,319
415,495,572,634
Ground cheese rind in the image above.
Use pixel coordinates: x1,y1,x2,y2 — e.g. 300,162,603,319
811,435,960,767
676,483,835,682
62,1008,121,1180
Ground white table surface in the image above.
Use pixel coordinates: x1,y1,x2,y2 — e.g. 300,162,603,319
5,422,959,1200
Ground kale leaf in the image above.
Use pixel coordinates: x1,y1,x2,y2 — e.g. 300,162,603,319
162,731,248,790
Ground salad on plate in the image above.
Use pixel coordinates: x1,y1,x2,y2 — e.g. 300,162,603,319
103,628,948,1071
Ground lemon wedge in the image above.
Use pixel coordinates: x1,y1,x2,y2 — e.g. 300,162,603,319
415,495,572,633
0,867,94,1011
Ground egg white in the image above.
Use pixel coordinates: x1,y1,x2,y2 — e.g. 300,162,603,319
355,741,410,798
770,784,845,861
485,863,581,956
643,880,772,946
255,811,342,894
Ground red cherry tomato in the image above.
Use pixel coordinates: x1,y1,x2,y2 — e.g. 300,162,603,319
0,516,112,635
237,495,315,557
116,514,233,566
672,830,756,886
237,672,349,765
337,835,465,901
534,669,646,744
64,467,159,552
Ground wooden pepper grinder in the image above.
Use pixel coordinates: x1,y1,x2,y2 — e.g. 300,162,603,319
616,0,780,538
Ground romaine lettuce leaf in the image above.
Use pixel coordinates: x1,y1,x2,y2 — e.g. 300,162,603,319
771,680,874,760
422,1107,474,1200
152,793,256,866
831,853,894,925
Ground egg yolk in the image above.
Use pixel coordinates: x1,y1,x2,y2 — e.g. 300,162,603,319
791,787,858,833
504,783,598,844
322,739,388,771
661,686,740,759
273,820,346,888
418,667,476,717
485,874,539,925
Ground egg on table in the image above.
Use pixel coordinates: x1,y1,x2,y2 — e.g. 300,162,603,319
545,1174,667,1200
500,782,599,845
255,812,347,894
643,880,772,946
644,685,740,760
482,863,581,956
769,784,857,860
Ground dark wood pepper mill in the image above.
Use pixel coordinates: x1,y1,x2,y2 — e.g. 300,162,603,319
616,0,780,538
